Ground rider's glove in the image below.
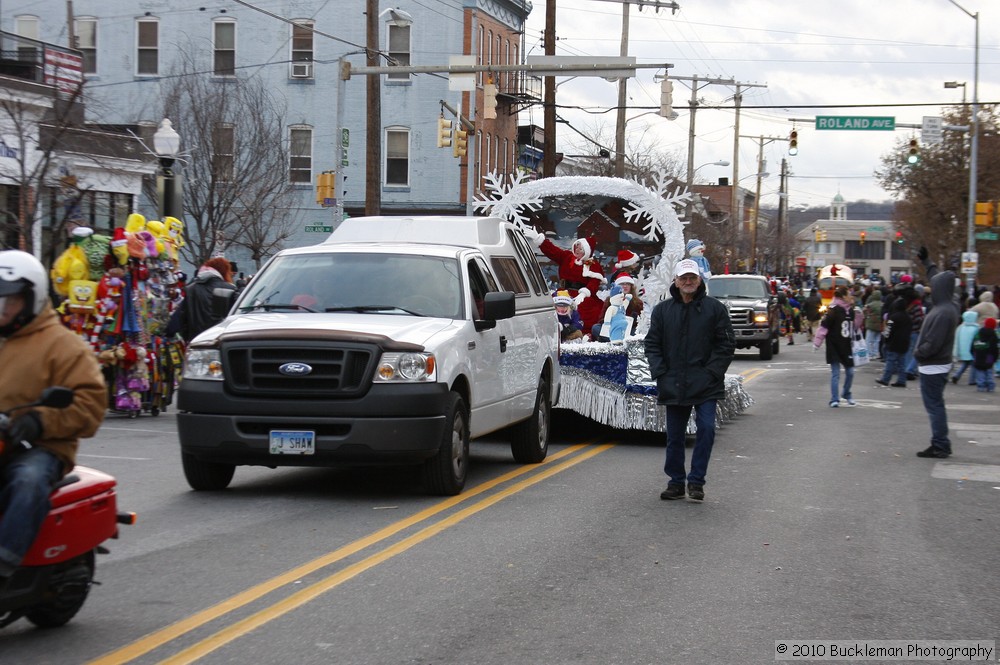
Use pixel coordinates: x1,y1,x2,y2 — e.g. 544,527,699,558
8,410,43,447
917,246,928,262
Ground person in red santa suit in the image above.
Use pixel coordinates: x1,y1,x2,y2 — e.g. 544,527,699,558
525,230,605,335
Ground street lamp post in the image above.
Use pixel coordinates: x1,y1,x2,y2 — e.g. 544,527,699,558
944,80,967,106
153,118,181,221
685,159,730,220
947,0,979,293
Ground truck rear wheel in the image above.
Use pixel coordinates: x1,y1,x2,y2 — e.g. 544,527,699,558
182,452,236,491
421,393,469,496
510,377,550,464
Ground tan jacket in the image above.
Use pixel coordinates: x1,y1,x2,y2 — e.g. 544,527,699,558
0,303,106,474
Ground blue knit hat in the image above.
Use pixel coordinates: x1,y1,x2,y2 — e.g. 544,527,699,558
686,239,705,254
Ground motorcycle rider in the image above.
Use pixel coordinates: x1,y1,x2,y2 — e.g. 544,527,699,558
0,250,105,586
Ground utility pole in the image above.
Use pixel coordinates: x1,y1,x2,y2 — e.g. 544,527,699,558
542,0,557,178
730,86,742,235
613,3,629,177
365,0,381,215
777,157,788,275
751,138,764,274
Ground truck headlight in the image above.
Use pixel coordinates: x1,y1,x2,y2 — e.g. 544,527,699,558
184,348,224,380
375,352,436,382
754,313,769,324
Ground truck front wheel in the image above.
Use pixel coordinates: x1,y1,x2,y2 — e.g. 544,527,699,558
182,452,236,491
759,339,773,360
421,393,469,496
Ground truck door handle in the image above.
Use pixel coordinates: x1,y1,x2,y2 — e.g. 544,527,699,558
499,335,508,353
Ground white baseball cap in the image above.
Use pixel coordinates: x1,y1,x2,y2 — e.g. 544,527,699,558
673,259,700,278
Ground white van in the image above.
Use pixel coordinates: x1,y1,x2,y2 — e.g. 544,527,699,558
177,216,561,495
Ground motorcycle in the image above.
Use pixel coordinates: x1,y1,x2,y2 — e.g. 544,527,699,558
0,387,135,629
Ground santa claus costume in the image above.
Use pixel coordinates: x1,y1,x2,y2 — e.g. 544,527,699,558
531,234,605,334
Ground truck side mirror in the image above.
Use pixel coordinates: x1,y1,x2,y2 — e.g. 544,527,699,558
475,291,515,331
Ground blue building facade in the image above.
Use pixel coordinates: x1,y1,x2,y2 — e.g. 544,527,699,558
3,0,531,270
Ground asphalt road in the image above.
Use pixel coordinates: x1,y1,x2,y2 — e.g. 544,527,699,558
2,340,998,665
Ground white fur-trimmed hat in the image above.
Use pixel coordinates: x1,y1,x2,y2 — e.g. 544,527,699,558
614,250,639,269
614,273,635,286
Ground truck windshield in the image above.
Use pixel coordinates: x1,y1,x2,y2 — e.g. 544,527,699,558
708,278,769,299
238,253,463,319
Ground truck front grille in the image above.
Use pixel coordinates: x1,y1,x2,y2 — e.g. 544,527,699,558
223,341,376,397
728,307,753,326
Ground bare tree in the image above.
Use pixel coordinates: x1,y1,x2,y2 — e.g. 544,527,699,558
876,104,1000,279
154,52,301,268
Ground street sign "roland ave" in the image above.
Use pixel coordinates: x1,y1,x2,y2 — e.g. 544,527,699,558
815,116,896,131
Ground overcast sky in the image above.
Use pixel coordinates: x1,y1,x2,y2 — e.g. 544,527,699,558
519,0,999,211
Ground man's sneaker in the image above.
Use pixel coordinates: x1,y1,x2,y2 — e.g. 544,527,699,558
916,446,950,459
829,400,839,408
875,379,889,386
891,383,907,388
843,398,857,407
687,485,705,502
659,484,685,500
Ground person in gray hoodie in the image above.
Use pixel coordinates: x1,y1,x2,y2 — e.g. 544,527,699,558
912,248,961,458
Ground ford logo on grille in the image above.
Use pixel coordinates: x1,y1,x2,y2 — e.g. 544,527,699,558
279,362,313,376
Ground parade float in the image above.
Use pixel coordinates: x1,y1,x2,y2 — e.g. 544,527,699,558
472,171,753,432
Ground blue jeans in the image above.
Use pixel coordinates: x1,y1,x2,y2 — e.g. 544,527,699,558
865,329,881,359
0,447,63,576
973,367,996,391
951,360,974,384
918,372,951,453
880,351,906,385
904,331,919,375
830,361,855,403
664,400,717,488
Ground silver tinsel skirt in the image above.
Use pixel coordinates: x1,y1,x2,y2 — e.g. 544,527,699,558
556,337,754,433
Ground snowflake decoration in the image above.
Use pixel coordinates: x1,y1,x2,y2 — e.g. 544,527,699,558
472,171,543,230
622,170,692,241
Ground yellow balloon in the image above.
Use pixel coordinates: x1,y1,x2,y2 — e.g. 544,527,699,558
146,220,166,237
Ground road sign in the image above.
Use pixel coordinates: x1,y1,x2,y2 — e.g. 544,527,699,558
975,231,998,241
341,129,349,148
815,116,895,131
921,116,943,144
448,55,476,91
960,252,978,274
305,225,333,233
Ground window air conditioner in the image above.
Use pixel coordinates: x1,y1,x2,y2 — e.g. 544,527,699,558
291,63,313,78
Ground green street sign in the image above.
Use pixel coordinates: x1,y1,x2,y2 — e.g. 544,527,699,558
341,128,349,148
974,231,998,241
304,225,333,233
815,116,895,131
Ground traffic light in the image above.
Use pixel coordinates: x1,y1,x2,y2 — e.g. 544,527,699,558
814,228,827,242
895,231,904,244
659,78,673,118
975,201,997,226
483,76,498,120
788,129,798,155
906,138,920,164
436,117,452,148
859,230,866,245
453,127,468,158
315,171,335,205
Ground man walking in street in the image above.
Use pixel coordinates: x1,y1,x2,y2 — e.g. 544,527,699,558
644,259,735,503
913,248,961,459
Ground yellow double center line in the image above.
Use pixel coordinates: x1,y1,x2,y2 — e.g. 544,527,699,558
88,443,612,665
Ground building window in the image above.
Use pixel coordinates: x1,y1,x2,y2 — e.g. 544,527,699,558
385,127,409,186
136,19,158,76
213,20,236,76
386,23,411,81
484,133,491,177
478,25,485,84
845,240,885,261
14,16,39,62
289,126,312,183
213,123,235,182
890,242,908,260
74,18,98,74
290,20,314,79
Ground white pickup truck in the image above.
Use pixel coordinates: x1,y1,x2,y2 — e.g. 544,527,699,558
176,216,561,495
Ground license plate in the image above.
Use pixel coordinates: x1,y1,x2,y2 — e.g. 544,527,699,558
269,430,315,455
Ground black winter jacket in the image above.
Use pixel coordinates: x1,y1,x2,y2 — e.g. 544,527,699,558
174,271,235,342
644,282,736,405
